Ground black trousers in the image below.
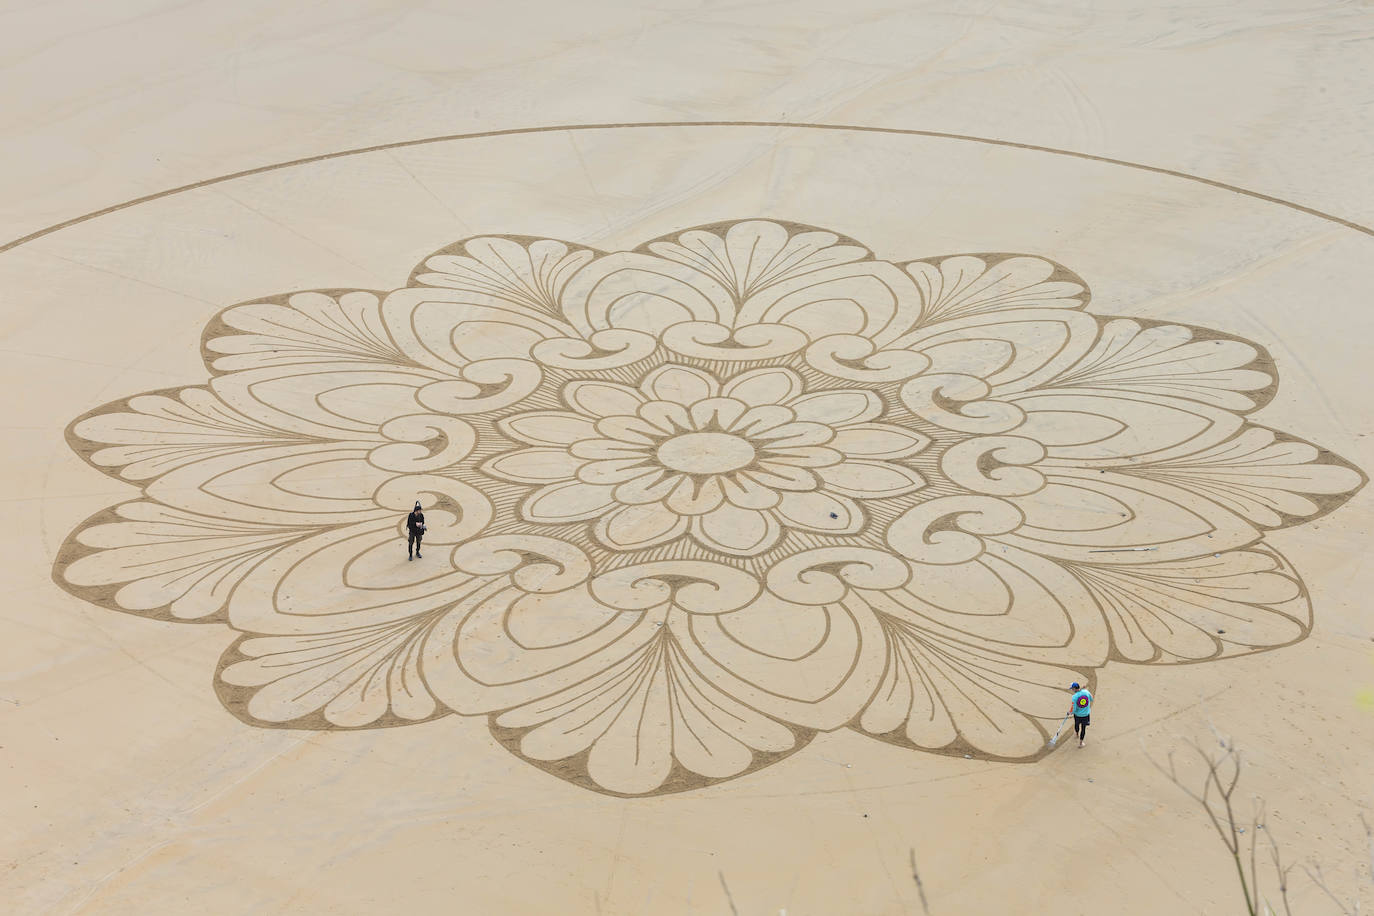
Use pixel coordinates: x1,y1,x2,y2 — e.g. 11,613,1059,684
408,530,424,555
1074,715,1090,738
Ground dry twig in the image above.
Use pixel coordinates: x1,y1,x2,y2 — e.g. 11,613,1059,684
1149,735,1369,915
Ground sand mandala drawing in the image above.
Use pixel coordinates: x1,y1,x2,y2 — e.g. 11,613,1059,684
55,219,1364,796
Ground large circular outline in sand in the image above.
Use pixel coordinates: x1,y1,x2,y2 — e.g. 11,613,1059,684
3,120,1372,255
37,121,1368,796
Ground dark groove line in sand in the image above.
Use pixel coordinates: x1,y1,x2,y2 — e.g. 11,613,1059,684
3,120,1372,257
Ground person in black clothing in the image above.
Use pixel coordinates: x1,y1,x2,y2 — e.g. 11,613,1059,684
407,501,425,560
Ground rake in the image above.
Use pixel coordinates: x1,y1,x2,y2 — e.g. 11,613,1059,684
1047,712,1072,748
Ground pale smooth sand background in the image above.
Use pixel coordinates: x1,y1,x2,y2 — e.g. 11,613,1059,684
2,3,1373,914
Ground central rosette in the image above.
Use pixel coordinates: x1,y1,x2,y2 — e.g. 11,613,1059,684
655,432,756,474
480,363,931,556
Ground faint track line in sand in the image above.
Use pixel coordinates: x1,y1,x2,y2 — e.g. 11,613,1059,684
1065,789,1194,909
1100,685,1236,746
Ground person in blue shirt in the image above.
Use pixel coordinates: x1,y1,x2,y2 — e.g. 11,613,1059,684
1069,682,1094,747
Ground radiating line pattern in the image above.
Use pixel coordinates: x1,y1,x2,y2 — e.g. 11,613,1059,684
55,219,1364,796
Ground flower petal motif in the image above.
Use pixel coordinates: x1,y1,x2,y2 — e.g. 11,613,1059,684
61,501,303,621
693,504,781,555
775,491,864,533
491,630,806,795
55,221,1365,796
902,254,1089,324
414,237,595,312
1109,426,1363,527
789,389,883,425
498,410,598,446
829,423,930,460
1070,547,1309,663
596,503,689,551
647,220,869,301
665,475,726,515
722,367,805,406
855,616,1094,759
613,470,680,504
219,621,445,727
577,456,656,485
207,291,408,373
563,380,644,417
481,447,583,483
522,480,619,523
640,364,719,404
816,460,926,498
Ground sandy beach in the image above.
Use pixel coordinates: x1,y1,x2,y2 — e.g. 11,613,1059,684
2,3,1372,913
